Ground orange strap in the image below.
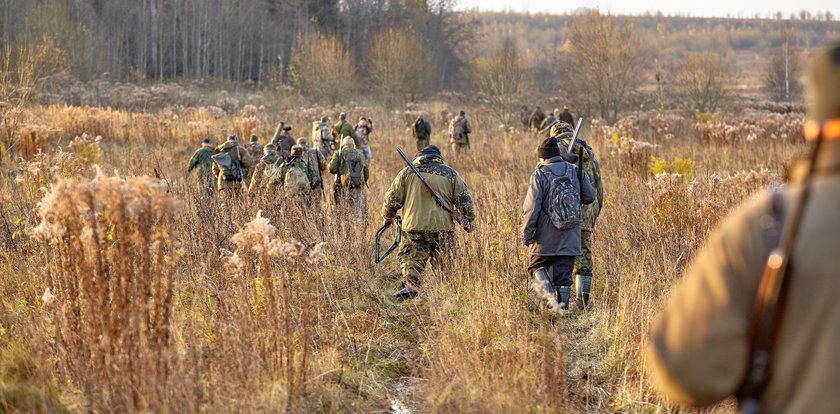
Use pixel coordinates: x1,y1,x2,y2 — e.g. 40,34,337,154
804,119,840,141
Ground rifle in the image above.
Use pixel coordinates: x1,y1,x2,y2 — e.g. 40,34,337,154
374,216,401,263
396,148,474,233
233,135,247,191
566,117,585,153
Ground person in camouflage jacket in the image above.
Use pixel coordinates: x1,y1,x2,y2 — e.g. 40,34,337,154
187,138,215,194
381,145,476,301
552,121,605,309
248,144,281,193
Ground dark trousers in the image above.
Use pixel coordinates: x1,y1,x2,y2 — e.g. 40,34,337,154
528,255,575,287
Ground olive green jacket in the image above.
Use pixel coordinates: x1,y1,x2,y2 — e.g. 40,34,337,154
382,156,475,232
188,146,214,179
647,141,840,412
331,120,360,149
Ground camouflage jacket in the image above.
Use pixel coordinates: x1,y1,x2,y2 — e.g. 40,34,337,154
311,121,334,157
188,146,214,179
559,134,604,231
328,148,369,188
277,157,314,190
249,151,281,192
382,156,475,232
331,120,360,149
303,147,326,189
448,116,472,143
213,141,255,190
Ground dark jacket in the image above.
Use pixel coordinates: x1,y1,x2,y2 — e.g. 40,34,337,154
522,155,596,256
558,110,574,125
413,118,432,139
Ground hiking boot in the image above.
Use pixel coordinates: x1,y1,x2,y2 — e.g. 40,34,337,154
556,286,571,310
575,274,592,310
392,286,419,302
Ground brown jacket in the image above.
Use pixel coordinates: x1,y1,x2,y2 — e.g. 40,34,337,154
213,141,255,190
647,141,840,412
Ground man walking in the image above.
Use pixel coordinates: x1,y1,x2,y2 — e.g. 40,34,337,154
329,137,368,222
331,112,360,151
552,121,604,309
447,110,472,157
412,114,432,151
382,145,476,301
272,125,296,159
187,138,215,194
297,137,327,209
311,116,334,158
558,105,575,125
522,137,596,310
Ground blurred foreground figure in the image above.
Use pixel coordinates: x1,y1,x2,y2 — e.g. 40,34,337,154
647,45,840,413
522,137,595,310
552,122,604,310
382,145,475,301
329,137,368,222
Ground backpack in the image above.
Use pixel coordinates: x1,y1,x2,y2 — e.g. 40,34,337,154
340,150,365,189
414,119,426,138
211,151,242,182
540,163,582,230
262,158,281,180
281,162,310,196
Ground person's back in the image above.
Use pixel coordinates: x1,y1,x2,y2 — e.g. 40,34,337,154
646,44,840,413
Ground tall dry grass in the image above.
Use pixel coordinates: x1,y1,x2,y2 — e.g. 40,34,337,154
0,103,807,413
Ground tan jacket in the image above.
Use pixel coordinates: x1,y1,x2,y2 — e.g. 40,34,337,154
382,156,475,232
213,141,255,190
647,141,840,413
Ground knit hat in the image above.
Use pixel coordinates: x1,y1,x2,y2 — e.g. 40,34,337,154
296,137,309,147
321,116,329,123
805,44,840,121
537,137,561,159
202,138,211,145
459,110,465,116
341,136,355,148
250,135,259,142
563,105,569,110
416,145,442,159
228,135,236,141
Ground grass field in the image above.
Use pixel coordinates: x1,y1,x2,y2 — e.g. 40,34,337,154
0,103,806,412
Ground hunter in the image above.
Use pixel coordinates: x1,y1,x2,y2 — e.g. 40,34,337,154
272,124,296,159
522,137,596,310
529,106,546,131
212,135,254,192
382,145,476,301
297,137,327,208
311,116,334,158
355,116,374,161
447,110,472,156
248,143,281,193
412,114,432,151
331,112,360,151
553,121,604,309
187,138,215,194
329,136,369,221
646,45,840,412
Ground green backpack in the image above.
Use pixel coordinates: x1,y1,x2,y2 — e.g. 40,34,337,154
341,151,365,189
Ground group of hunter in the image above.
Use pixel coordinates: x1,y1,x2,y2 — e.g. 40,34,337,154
188,106,604,306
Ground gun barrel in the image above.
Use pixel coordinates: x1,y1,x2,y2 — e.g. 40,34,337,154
566,117,585,153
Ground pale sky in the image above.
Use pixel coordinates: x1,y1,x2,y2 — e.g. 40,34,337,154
455,0,840,19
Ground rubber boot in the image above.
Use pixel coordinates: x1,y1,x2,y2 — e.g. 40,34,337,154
556,286,571,310
532,268,554,299
575,274,592,310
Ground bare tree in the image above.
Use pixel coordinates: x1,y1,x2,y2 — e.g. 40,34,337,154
365,29,437,108
675,52,733,113
289,32,357,105
564,11,647,123
468,38,530,126
763,27,803,102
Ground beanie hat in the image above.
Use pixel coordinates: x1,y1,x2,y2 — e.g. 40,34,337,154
416,145,442,159
250,135,259,142
563,105,569,110
341,136,355,148
537,137,561,159
202,138,211,144
296,137,309,147
805,44,840,121
228,135,236,141
459,110,465,116
321,116,329,123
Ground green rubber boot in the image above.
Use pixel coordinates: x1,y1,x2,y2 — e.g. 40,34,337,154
575,274,592,310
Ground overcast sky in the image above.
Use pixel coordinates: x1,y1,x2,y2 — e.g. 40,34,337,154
455,0,840,19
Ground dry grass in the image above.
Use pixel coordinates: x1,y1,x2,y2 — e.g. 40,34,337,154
0,102,806,413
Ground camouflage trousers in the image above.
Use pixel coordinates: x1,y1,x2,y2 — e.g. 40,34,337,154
574,230,594,276
416,137,430,151
398,231,455,287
